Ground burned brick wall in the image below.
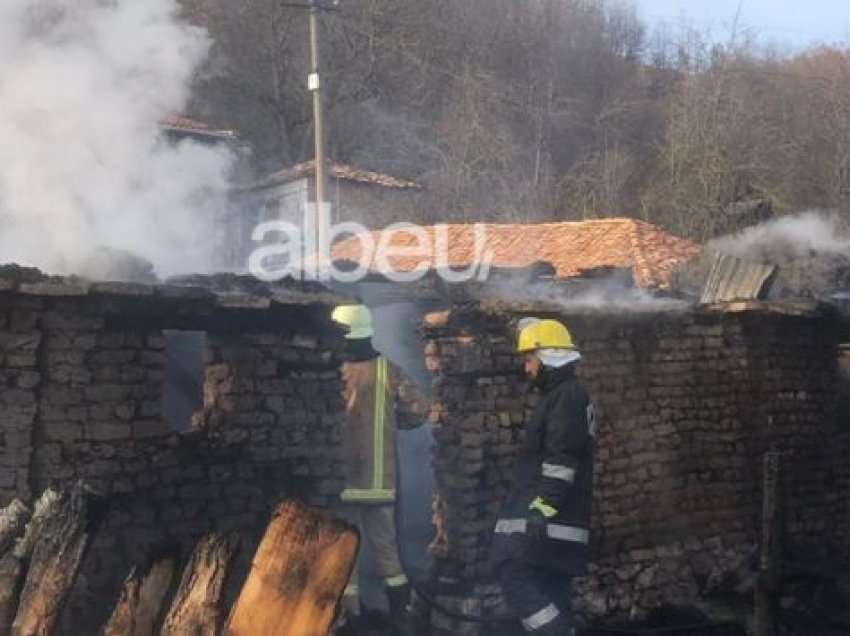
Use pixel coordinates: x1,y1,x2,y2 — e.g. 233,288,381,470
424,304,850,621
0,276,348,632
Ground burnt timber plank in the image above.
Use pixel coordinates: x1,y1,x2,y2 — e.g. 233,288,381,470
11,483,105,636
161,533,239,636
0,491,60,634
103,553,179,636
226,500,359,636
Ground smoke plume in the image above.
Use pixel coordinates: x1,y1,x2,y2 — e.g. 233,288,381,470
486,273,692,314
710,210,850,260
0,0,234,278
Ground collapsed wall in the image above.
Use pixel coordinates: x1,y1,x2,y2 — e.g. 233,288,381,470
0,269,348,632
424,300,850,624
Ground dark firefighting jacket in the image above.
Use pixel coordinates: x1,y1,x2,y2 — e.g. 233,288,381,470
490,362,595,574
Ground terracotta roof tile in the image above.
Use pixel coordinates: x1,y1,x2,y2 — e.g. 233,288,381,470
332,218,701,289
255,160,421,190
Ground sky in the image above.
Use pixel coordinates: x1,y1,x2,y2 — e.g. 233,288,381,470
636,0,850,50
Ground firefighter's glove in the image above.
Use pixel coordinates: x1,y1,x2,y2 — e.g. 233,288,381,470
527,497,558,541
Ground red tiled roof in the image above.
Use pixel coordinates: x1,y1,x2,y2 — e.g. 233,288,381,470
254,160,421,191
159,115,237,139
332,218,701,289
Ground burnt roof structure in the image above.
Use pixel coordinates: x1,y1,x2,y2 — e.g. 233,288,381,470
244,160,422,192
158,115,238,141
0,265,352,332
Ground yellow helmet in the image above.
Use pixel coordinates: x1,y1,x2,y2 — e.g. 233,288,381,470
517,319,574,353
332,304,374,340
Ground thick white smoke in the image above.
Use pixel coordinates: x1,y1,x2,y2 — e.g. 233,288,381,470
711,210,850,259
488,276,691,313
0,0,234,278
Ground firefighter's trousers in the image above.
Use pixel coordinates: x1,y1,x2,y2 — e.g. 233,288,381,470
339,504,408,613
499,560,575,634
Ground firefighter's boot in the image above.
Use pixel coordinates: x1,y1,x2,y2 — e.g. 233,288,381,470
386,583,413,634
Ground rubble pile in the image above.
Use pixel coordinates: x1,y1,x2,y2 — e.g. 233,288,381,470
423,302,850,630
0,490,356,636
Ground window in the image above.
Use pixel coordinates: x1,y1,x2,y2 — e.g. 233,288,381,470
163,331,206,432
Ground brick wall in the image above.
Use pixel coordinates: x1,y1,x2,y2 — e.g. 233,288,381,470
4,271,849,630
0,277,347,632
423,303,850,622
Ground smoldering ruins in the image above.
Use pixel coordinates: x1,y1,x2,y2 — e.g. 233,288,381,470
2,217,850,635
2,1,850,634
0,266,354,634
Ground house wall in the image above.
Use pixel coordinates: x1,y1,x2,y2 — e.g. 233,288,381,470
423,305,850,627
0,281,346,633
223,179,309,270
224,177,423,271
332,180,423,228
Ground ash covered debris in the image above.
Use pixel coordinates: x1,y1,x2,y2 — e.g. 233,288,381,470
0,264,358,333
75,247,158,284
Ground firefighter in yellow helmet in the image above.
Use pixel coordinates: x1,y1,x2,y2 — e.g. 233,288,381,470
331,304,426,634
491,319,595,636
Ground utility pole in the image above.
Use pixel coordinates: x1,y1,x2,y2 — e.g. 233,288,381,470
284,0,335,279
308,0,328,212
306,0,335,279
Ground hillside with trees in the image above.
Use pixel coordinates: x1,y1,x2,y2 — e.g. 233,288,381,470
178,0,850,239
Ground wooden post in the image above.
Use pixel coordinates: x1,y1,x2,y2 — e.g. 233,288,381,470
11,483,106,636
161,533,240,636
226,500,359,636
103,552,179,636
754,450,782,636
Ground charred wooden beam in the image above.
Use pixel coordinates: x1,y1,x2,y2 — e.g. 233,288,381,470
11,482,106,636
226,500,359,636
103,551,179,636
0,490,61,634
161,533,240,636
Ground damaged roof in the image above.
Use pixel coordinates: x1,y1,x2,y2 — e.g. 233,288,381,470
159,115,238,140
332,218,701,289
0,265,351,310
248,160,421,191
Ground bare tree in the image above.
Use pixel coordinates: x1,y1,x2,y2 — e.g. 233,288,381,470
176,0,850,237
